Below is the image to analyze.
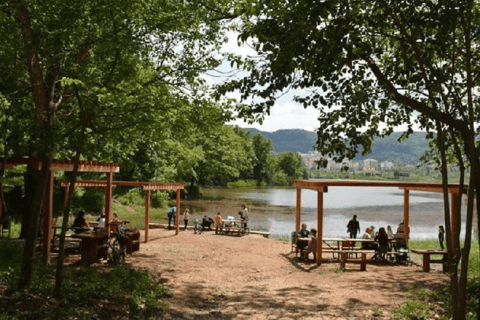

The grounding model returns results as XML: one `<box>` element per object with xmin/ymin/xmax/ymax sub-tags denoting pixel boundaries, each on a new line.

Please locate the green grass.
<box><xmin>0</xmin><ymin>241</ymin><xmax>171</xmax><ymax>319</ymax></box>
<box><xmin>409</xmin><ymin>239</ymin><xmax>479</xmax><ymax>277</ymax></box>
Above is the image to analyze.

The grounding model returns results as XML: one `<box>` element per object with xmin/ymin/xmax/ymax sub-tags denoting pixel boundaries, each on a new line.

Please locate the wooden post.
<box><xmin>450</xmin><ymin>192</ymin><xmax>457</xmax><ymax>251</ymax></box>
<box><xmin>105</xmin><ymin>172</ymin><xmax>113</xmax><ymax>235</ymax></box>
<box><xmin>144</xmin><ymin>190</ymin><xmax>151</xmax><ymax>243</ymax></box>
<box><xmin>43</xmin><ymin>170</ymin><xmax>54</xmax><ymax>264</ymax></box>
<box><xmin>175</xmin><ymin>189</ymin><xmax>180</xmax><ymax>235</ymax></box>
<box><xmin>403</xmin><ymin>189</ymin><xmax>410</xmax><ymax>244</ymax></box>
<box><xmin>295</xmin><ymin>188</ymin><xmax>301</xmax><ymax>232</ymax></box>
<box><xmin>316</xmin><ymin>189</ymin><xmax>324</xmax><ymax>266</ymax></box>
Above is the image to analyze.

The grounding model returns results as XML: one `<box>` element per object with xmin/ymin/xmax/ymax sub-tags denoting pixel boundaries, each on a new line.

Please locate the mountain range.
<box><xmin>243</xmin><ymin>128</ymin><xmax>430</xmax><ymax>164</ymax></box>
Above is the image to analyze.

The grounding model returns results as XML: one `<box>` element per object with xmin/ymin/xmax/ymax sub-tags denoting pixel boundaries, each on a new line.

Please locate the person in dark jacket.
<box><xmin>346</xmin><ymin>215</ymin><xmax>360</xmax><ymax>239</ymax></box>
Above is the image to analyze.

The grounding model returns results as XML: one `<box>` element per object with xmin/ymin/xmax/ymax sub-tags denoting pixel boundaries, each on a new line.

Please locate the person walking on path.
<box><xmin>438</xmin><ymin>225</ymin><xmax>445</xmax><ymax>250</ymax></box>
<box><xmin>346</xmin><ymin>215</ymin><xmax>360</xmax><ymax>239</ymax></box>
<box><xmin>167</xmin><ymin>205</ymin><xmax>176</xmax><ymax>230</ymax></box>
<box><xmin>183</xmin><ymin>209</ymin><xmax>190</xmax><ymax>230</ymax></box>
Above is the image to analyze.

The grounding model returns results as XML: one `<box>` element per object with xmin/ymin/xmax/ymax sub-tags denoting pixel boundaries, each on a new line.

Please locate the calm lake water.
<box><xmin>233</xmin><ymin>187</ymin><xmax>467</xmax><ymax>240</ymax></box>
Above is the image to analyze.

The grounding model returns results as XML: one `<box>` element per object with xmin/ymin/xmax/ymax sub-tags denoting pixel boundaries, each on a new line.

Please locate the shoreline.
<box><xmin>185</xmin><ymin>189</ymin><xmax>469</xmax><ymax>240</ymax></box>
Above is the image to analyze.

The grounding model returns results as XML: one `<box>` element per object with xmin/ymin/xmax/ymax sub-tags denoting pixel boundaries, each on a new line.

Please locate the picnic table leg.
<box><xmin>423</xmin><ymin>253</ymin><xmax>430</xmax><ymax>272</ymax></box>
<box><xmin>340</xmin><ymin>252</ymin><xmax>346</xmax><ymax>268</ymax></box>
<box><xmin>360</xmin><ymin>253</ymin><xmax>366</xmax><ymax>271</ymax></box>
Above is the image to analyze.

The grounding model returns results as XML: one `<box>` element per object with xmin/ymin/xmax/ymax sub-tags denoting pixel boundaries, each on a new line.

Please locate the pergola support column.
<box><xmin>295</xmin><ymin>188</ymin><xmax>301</xmax><ymax>232</ymax></box>
<box><xmin>43</xmin><ymin>170</ymin><xmax>54</xmax><ymax>264</ymax></box>
<box><xmin>105</xmin><ymin>172</ymin><xmax>113</xmax><ymax>235</ymax></box>
<box><xmin>403</xmin><ymin>189</ymin><xmax>410</xmax><ymax>243</ymax></box>
<box><xmin>145</xmin><ymin>190</ymin><xmax>151</xmax><ymax>242</ymax></box>
<box><xmin>175</xmin><ymin>189</ymin><xmax>180</xmax><ymax>235</ymax></box>
<box><xmin>316</xmin><ymin>190</ymin><xmax>324</xmax><ymax>266</ymax></box>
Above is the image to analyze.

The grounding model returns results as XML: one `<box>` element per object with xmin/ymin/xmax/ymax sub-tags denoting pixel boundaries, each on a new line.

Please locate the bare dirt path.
<box><xmin>128</xmin><ymin>228</ymin><xmax>448</xmax><ymax>320</ymax></box>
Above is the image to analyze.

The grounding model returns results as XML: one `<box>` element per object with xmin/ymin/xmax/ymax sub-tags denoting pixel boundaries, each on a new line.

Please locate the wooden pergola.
<box><xmin>291</xmin><ymin>179</ymin><xmax>468</xmax><ymax>266</ymax></box>
<box><xmin>60</xmin><ymin>180</ymin><xmax>185</xmax><ymax>243</ymax></box>
<box><xmin>0</xmin><ymin>158</ymin><xmax>120</xmax><ymax>263</ymax></box>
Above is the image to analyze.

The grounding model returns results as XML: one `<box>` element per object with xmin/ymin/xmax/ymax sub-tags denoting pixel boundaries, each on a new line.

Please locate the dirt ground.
<box><xmin>127</xmin><ymin>228</ymin><xmax>449</xmax><ymax>320</ymax></box>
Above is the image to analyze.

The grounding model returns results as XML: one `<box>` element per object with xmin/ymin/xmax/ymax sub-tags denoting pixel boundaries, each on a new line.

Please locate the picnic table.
<box><xmin>411</xmin><ymin>249</ymin><xmax>448</xmax><ymax>272</ymax></box>
<box><xmin>70</xmin><ymin>228</ymin><xmax>109</xmax><ymax>264</ymax></box>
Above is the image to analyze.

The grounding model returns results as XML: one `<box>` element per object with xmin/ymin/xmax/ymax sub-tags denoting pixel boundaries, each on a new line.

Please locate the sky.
<box><xmin>214</xmin><ymin>31</ymin><xmax>415</xmax><ymax>134</ymax></box>
<box><xmin>208</xmin><ymin>31</ymin><xmax>321</xmax><ymax>133</ymax></box>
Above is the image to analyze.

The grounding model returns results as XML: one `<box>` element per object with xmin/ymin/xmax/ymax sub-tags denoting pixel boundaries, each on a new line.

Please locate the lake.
<box><xmin>229</xmin><ymin>186</ymin><xmax>467</xmax><ymax>240</ymax></box>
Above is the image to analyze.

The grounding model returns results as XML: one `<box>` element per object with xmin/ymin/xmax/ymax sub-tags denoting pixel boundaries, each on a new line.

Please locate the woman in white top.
<box><xmin>183</xmin><ymin>209</ymin><xmax>190</xmax><ymax>230</ymax></box>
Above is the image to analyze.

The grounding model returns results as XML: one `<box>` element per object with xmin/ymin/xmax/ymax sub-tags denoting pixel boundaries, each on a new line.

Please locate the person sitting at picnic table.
<box><xmin>303</xmin><ymin>228</ymin><xmax>318</xmax><ymax>260</ymax></box>
<box><xmin>369</xmin><ymin>226</ymin><xmax>376</xmax><ymax>238</ymax></box>
<box><xmin>394</xmin><ymin>221</ymin><xmax>408</xmax><ymax>251</ymax></box>
<box><xmin>214</xmin><ymin>212</ymin><xmax>224</xmax><ymax>234</ymax></box>
<box><xmin>97</xmin><ymin>213</ymin><xmax>106</xmax><ymax>228</ymax></box>
<box><xmin>387</xmin><ymin>225</ymin><xmax>394</xmax><ymax>238</ymax></box>
<box><xmin>361</xmin><ymin>227</ymin><xmax>377</xmax><ymax>250</ymax></box>
<box><xmin>72</xmin><ymin>211</ymin><xmax>90</xmax><ymax>234</ymax></box>
<box><xmin>375</xmin><ymin>227</ymin><xmax>390</xmax><ymax>253</ymax></box>
<box><xmin>296</xmin><ymin>223</ymin><xmax>310</xmax><ymax>251</ymax></box>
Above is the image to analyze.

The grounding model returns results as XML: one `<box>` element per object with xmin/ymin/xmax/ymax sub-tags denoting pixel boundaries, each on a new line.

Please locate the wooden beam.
<box><xmin>60</xmin><ymin>180</ymin><xmax>184</xmax><ymax>190</ymax></box>
<box><xmin>145</xmin><ymin>190</ymin><xmax>151</xmax><ymax>243</ymax></box>
<box><xmin>295</xmin><ymin>188</ymin><xmax>301</xmax><ymax>232</ymax></box>
<box><xmin>292</xmin><ymin>179</ymin><xmax>468</xmax><ymax>193</ymax></box>
<box><xmin>317</xmin><ymin>190</ymin><xmax>324</xmax><ymax>266</ymax></box>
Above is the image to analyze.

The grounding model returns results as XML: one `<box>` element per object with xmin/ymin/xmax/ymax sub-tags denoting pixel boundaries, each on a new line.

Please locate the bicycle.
<box><xmin>109</xmin><ymin>226</ymin><xmax>130</xmax><ymax>265</ymax></box>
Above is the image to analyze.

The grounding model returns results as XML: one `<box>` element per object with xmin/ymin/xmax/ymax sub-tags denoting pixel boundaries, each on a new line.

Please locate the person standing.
<box><xmin>183</xmin><ymin>209</ymin><xmax>190</xmax><ymax>230</ymax></box>
<box><xmin>167</xmin><ymin>205</ymin><xmax>176</xmax><ymax>230</ymax></box>
<box><xmin>240</xmin><ymin>204</ymin><xmax>249</xmax><ymax>229</ymax></box>
<box><xmin>438</xmin><ymin>225</ymin><xmax>445</xmax><ymax>250</ymax></box>
<box><xmin>214</xmin><ymin>212</ymin><xmax>224</xmax><ymax>235</ymax></box>
<box><xmin>346</xmin><ymin>215</ymin><xmax>360</xmax><ymax>239</ymax></box>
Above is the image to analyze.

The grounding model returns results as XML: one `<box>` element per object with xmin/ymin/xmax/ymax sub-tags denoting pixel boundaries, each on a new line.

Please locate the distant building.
<box><xmin>363</xmin><ymin>159</ymin><xmax>378</xmax><ymax>173</ymax></box>
<box><xmin>380</xmin><ymin>161</ymin><xmax>394</xmax><ymax>170</ymax></box>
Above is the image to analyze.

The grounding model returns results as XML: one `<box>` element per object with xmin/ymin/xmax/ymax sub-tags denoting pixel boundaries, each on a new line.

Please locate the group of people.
<box><xmin>167</xmin><ymin>204</ymin><xmax>250</xmax><ymax>233</ymax></box>
<box><xmin>72</xmin><ymin>210</ymin><xmax>121</xmax><ymax>234</ymax></box>
<box><xmin>346</xmin><ymin>215</ymin><xmax>409</xmax><ymax>252</ymax></box>
<box><xmin>295</xmin><ymin>223</ymin><xmax>318</xmax><ymax>260</ymax></box>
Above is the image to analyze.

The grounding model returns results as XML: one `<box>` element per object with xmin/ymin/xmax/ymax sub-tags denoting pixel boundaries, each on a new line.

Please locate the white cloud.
<box><xmin>228</xmin><ymin>101</ymin><xmax>320</xmax><ymax>132</ymax></box>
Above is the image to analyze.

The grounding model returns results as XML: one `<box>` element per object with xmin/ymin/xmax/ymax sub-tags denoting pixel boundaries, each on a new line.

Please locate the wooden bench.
<box><xmin>411</xmin><ymin>249</ymin><xmax>448</xmax><ymax>272</ymax></box>
<box><xmin>340</xmin><ymin>252</ymin><xmax>367</xmax><ymax>271</ymax></box>
<box><xmin>124</xmin><ymin>228</ymin><xmax>140</xmax><ymax>254</ymax></box>
<box><xmin>221</xmin><ymin>226</ymin><xmax>245</xmax><ymax>237</ymax></box>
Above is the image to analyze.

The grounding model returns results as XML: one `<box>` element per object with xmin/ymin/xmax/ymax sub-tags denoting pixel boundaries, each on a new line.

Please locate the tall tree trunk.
<box><xmin>17</xmin><ymin>156</ymin><xmax>52</xmax><ymax>289</ymax></box>
<box><xmin>54</xmin><ymin>85</ymin><xmax>88</xmax><ymax>295</ymax></box>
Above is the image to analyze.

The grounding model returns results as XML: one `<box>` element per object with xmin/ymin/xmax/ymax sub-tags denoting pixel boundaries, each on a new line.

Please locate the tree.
<box><xmin>276</xmin><ymin>151</ymin><xmax>306</xmax><ymax>181</ymax></box>
<box><xmin>252</xmin><ymin>133</ymin><xmax>275</xmax><ymax>185</ymax></box>
<box><xmin>1</xmin><ymin>0</ymin><xmax>235</xmax><ymax>289</ymax></box>
<box><xmin>225</xmin><ymin>1</ymin><xmax>480</xmax><ymax>318</ymax></box>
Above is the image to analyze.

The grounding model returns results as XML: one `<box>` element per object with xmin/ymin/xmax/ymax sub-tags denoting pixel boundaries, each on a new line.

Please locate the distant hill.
<box><xmin>243</xmin><ymin>128</ymin><xmax>430</xmax><ymax>163</ymax></box>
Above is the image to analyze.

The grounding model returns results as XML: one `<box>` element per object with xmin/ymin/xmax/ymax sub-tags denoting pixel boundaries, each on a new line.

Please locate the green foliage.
<box><xmin>227</xmin><ymin>179</ymin><xmax>257</xmax><ymax>188</ymax></box>
<box><xmin>0</xmin><ymin>250</ymin><xmax>171</xmax><ymax>319</ymax></box>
